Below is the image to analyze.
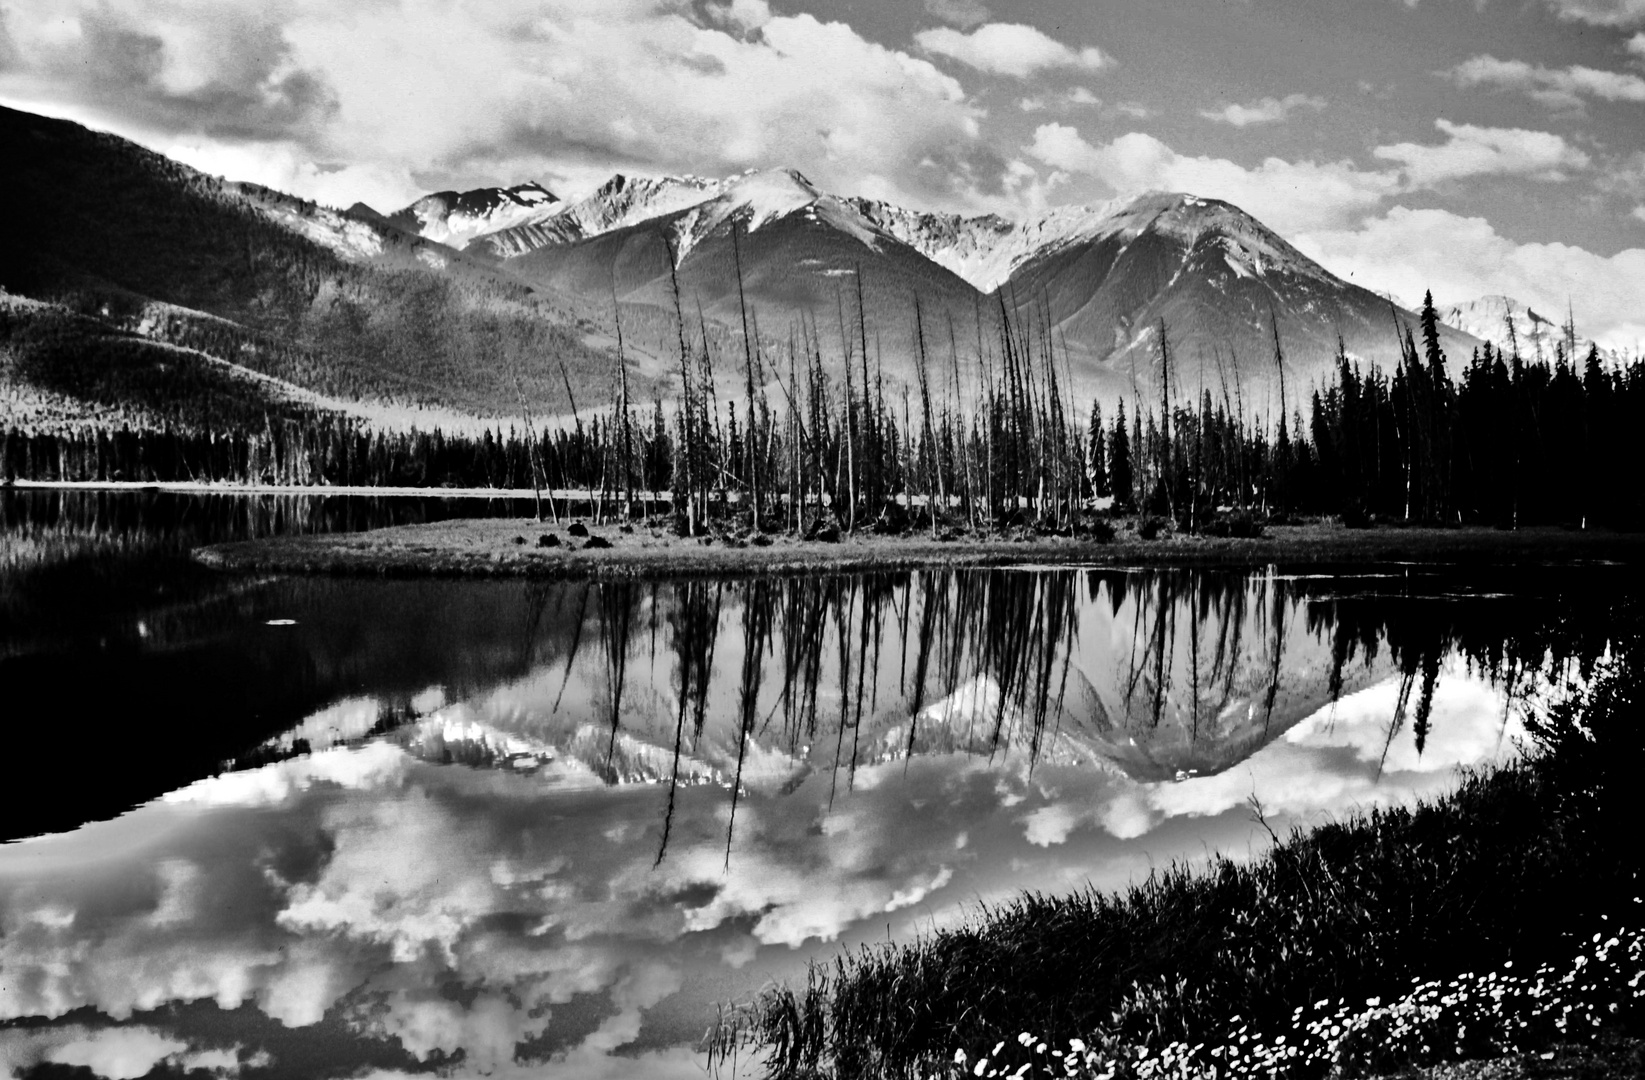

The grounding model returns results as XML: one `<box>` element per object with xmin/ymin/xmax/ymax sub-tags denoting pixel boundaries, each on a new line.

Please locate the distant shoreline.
<box><xmin>1</xmin><ymin>478</ymin><xmax>658</xmax><ymax>500</ymax></box>
<box><xmin>193</xmin><ymin>518</ymin><xmax>1645</xmax><ymax>580</ymax></box>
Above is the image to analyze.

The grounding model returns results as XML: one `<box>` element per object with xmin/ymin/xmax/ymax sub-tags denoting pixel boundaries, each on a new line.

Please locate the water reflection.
<box><xmin>0</xmin><ymin>491</ymin><xmax>1633</xmax><ymax>1079</ymax></box>
<box><xmin>222</xmin><ymin>565</ymin><xmax>1592</xmax><ymax>862</ymax></box>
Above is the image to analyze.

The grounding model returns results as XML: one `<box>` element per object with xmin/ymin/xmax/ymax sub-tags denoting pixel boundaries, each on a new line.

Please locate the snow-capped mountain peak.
<box><xmin>1441</xmin><ymin>295</ymin><xmax>1626</xmax><ymax>366</ymax></box>
<box><xmin>848</xmin><ymin>190</ymin><xmax>1334</xmax><ymax>294</ymax></box>
<box><xmin>390</xmin><ymin>181</ymin><xmax>563</xmax><ymax>250</ymax></box>
<box><xmin>667</xmin><ymin>166</ymin><xmax>886</xmax><ymax>263</ymax></box>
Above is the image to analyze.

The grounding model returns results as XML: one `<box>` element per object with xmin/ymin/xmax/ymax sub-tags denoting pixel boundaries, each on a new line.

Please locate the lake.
<box><xmin>0</xmin><ymin>489</ymin><xmax>1631</xmax><ymax>1080</ymax></box>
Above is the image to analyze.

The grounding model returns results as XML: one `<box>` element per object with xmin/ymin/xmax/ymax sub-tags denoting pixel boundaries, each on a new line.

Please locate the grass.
<box><xmin>706</xmin><ymin>610</ymin><xmax>1645</xmax><ymax>1079</ymax></box>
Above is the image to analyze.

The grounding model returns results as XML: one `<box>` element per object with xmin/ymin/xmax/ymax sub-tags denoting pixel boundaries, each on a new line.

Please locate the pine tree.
<box><xmin>1110</xmin><ymin>400</ymin><xmax>1133</xmax><ymax>510</ymax></box>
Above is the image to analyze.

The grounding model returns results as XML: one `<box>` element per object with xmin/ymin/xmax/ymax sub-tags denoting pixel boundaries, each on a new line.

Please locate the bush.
<box><xmin>1136</xmin><ymin>516</ymin><xmax>1167</xmax><ymax>541</ymax></box>
<box><xmin>1201</xmin><ymin>511</ymin><xmax>1265</xmax><ymax>539</ymax></box>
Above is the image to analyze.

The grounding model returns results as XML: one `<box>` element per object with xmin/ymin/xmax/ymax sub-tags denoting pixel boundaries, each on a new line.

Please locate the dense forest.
<box><xmin>5</xmin><ymin>273</ymin><xmax>1641</xmax><ymax>530</ymax></box>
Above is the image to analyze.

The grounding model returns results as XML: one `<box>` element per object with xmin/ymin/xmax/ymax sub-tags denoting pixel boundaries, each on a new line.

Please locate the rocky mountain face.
<box><xmin>385</xmin><ymin>181</ymin><xmax>561</xmax><ymax>250</ymax></box>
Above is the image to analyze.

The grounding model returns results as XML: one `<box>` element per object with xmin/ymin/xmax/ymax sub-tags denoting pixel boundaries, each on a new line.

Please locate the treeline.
<box><xmin>0</xmin><ymin>413</ymin><xmax>669</xmax><ymax>493</ymax></box>
<box><xmin>8</xmin><ymin>228</ymin><xmax>1641</xmax><ymax>531</ymax></box>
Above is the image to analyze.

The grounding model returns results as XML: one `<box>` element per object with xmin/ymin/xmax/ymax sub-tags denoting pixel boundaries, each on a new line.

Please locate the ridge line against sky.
<box><xmin>0</xmin><ymin>0</ymin><xmax>1641</xmax><ymax>348</ymax></box>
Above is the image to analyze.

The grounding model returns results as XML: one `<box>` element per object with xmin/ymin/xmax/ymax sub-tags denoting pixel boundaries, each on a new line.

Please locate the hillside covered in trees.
<box><xmin>0</xmin><ymin>104</ymin><xmax>652</xmax><ymax>420</ymax></box>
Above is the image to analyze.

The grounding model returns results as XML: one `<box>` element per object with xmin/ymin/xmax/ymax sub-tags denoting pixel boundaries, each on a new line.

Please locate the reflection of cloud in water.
<box><xmin>162</xmin><ymin>742</ymin><xmax>409</xmax><ymax>808</ymax></box>
<box><xmin>3</xmin><ymin>563</ymin><xmax>1592</xmax><ymax>1079</ymax></box>
<box><xmin>1020</xmin><ymin>659</ymin><xmax>1522</xmax><ymax>851</ymax></box>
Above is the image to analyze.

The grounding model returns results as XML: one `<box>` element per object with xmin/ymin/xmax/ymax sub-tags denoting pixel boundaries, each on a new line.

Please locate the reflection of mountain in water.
<box><xmin>239</xmin><ymin>567</ymin><xmax>1596</xmax><ymax>808</ymax></box>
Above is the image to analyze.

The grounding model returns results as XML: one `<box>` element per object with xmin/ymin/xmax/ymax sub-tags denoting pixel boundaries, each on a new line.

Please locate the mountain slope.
<box><xmin>997</xmin><ymin>193</ymin><xmax>1481</xmax><ymax>404</ymax></box>
<box><xmin>505</xmin><ymin>168</ymin><xmax>987</xmax><ymax>379</ymax></box>
<box><xmin>0</xmin><ymin>104</ymin><xmax>641</xmax><ymax>422</ymax></box>
<box><xmin>471</xmin><ymin>173</ymin><xmax>730</xmax><ymax>259</ymax></box>
<box><xmin>384</xmin><ymin>181</ymin><xmax>561</xmax><ymax>250</ymax></box>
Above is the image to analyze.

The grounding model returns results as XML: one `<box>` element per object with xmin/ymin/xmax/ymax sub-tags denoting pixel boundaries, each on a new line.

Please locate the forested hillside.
<box><xmin>0</xmin><ymin>105</ymin><xmax>647</xmax><ymax>419</ymax></box>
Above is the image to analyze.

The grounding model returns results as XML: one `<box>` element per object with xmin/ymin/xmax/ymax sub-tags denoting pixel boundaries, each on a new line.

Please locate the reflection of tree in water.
<box><xmin>249</xmin><ymin>565</ymin><xmax>1623</xmax><ymax>866</ymax></box>
<box><xmin>615</xmin><ymin>568</ymin><xmax>1623</xmax><ymax>863</ymax></box>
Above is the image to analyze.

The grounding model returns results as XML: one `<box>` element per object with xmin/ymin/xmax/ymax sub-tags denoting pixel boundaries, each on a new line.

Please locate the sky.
<box><xmin>1</xmin><ymin>0</ymin><xmax>1642</xmax><ymax>346</ymax></box>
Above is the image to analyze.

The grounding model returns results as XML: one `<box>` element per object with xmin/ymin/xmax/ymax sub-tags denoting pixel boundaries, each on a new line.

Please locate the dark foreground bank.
<box><xmin>707</xmin><ymin>613</ymin><xmax>1645</xmax><ymax>1080</ymax></box>
<box><xmin>194</xmin><ymin>519</ymin><xmax>1645</xmax><ymax>579</ymax></box>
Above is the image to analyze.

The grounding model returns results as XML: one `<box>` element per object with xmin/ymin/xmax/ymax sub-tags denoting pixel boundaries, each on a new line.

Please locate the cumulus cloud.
<box><xmin>1026</xmin><ymin>123</ymin><xmax>1398</xmax><ymax>234</ymax></box>
<box><xmin>0</xmin><ymin>0</ymin><xmax>992</xmax><ymax>212</ymax></box>
<box><xmin>1540</xmin><ymin>0</ymin><xmax>1645</xmax><ymax>25</ymax></box>
<box><xmin>1448</xmin><ymin>54</ymin><xmax>1645</xmax><ymax>110</ymax></box>
<box><xmin>0</xmin><ymin>1025</ymin><xmax>198</xmax><ymax>1080</ymax></box>
<box><xmin>1630</xmin><ymin>31</ymin><xmax>1645</xmax><ymax>57</ymax></box>
<box><xmin>1295</xmin><ymin>206</ymin><xmax>1645</xmax><ymax>349</ymax></box>
<box><xmin>1633</xmin><ymin>204</ymin><xmax>1645</xmax><ymax>221</ymax></box>
<box><xmin>1199</xmin><ymin>93</ymin><xmax>1327</xmax><ymax>127</ymax></box>
<box><xmin>1373</xmin><ymin>119</ymin><xmax>1591</xmax><ymax>186</ymax></box>
<box><xmin>914</xmin><ymin>22</ymin><xmax>1110</xmax><ymax>78</ymax></box>
<box><xmin>923</xmin><ymin>0</ymin><xmax>992</xmax><ymax>29</ymax></box>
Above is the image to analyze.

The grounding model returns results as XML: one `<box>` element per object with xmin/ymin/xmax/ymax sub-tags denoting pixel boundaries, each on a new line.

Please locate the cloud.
<box><xmin>0</xmin><ymin>3</ymin><xmax>336</xmax><ymax>142</ymax></box>
<box><xmin>1026</xmin><ymin>123</ymin><xmax>1398</xmax><ymax>234</ymax></box>
<box><xmin>1018</xmin><ymin>86</ymin><xmax>1101</xmax><ymax>112</ymax></box>
<box><xmin>0</xmin><ymin>1</ymin><xmax>992</xmax><ymax>213</ymax></box>
<box><xmin>1199</xmin><ymin>93</ymin><xmax>1326</xmax><ymax>127</ymax></box>
<box><xmin>1295</xmin><ymin>206</ymin><xmax>1645</xmax><ymax>350</ymax></box>
<box><xmin>1630</xmin><ymin>31</ymin><xmax>1645</xmax><ymax>57</ymax></box>
<box><xmin>1540</xmin><ymin>0</ymin><xmax>1645</xmax><ymax>25</ymax></box>
<box><xmin>923</xmin><ymin>0</ymin><xmax>991</xmax><ymax>29</ymax></box>
<box><xmin>1023</xmin><ymin>803</ymin><xmax>1080</xmax><ymax>846</ymax></box>
<box><xmin>1448</xmin><ymin>54</ymin><xmax>1645</xmax><ymax>110</ymax></box>
<box><xmin>0</xmin><ymin>1025</ymin><xmax>212</xmax><ymax>1080</ymax></box>
<box><xmin>914</xmin><ymin>22</ymin><xmax>1111</xmax><ymax>78</ymax></box>
<box><xmin>1633</xmin><ymin>204</ymin><xmax>1645</xmax><ymax>221</ymax></box>
<box><xmin>1373</xmin><ymin>119</ymin><xmax>1590</xmax><ymax>185</ymax></box>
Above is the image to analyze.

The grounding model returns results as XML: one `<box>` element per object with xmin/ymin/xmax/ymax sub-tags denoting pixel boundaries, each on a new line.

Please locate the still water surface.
<box><xmin>0</xmin><ymin>490</ymin><xmax>1629</xmax><ymax>1079</ymax></box>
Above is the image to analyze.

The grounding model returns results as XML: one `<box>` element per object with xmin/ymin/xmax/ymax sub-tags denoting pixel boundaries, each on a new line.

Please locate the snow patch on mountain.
<box><xmin>469</xmin><ymin>173</ymin><xmax>727</xmax><ymax>257</ymax></box>
<box><xmin>667</xmin><ymin>168</ymin><xmax>885</xmax><ymax>263</ymax></box>
<box><xmin>394</xmin><ymin>182</ymin><xmax>561</xmax><ymax>250</ymax></box>
<box><xmin>851</xmin><ymin>191</ymin><xmax>1331</xmax><ymax>294</ymax></box>
<box><xmin>248</xmin><ymin>196</ymin><xmax>386</xmax><ymax>261</ymax></box>
<box><xmin>1441</xmin><ymin>296</ymin><xmax>1566</xmax><ymax>359</ymax></box>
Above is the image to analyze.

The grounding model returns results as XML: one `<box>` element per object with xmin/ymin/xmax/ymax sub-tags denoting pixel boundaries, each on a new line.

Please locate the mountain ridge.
<box><xmin>402</xmin><ymin>168</ymin><xmax>1484</xmax><ymax>404</ymax></box>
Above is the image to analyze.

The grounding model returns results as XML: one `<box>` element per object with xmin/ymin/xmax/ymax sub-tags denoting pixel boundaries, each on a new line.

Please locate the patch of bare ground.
<box><xmin>193</xmin><ymin>518</ymin><xmax>1645</xmax><ymax>579</ymax></box>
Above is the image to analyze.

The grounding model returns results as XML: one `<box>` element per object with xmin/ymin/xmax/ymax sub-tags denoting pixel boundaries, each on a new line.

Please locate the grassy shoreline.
<box><xmin>193</xmin><ymin>519</ymin><xmax>1645</xmax><ymax>579</ymax></box>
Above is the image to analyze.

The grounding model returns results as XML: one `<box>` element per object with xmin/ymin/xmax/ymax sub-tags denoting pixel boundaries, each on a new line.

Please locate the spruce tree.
<box><xmin>1110</xmin><ymin>400</ymin><xmax>1133</xmax><ymax>510</ymax></box>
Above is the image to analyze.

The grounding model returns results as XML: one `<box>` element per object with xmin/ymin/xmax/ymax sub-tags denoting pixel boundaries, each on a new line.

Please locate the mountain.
<box><xmin>384</xmin><ymin>181</ymin><xmax>561</xmax><ymax>251</ymax></box>
<box><xmin>1440</xmin><ymin>294</ymin><xmax>1627</xmax><ymax>367</ymax></box>
<box><xmin>504</xmin><ymin>168</ymin><xmax>987</xmax><ymax>382</ymax></box>
<box><xmin>994</xmin><ymin>192</ymin><xmax>1483</xmax><ymax>405</ymax></box>
<box><xmin>472</xmin><ymin>172</ymin><xmax>730</xmax><ymax>258</ymax></box>
<box><xmin>0</xmin><ymin>104</ymin><xmax>641</xmax><ymax>424</ymax></box>
<box><xmin>393</xmin><ymin>167</ymin><xmax>1478</xmax><ymax>408</ymax></box>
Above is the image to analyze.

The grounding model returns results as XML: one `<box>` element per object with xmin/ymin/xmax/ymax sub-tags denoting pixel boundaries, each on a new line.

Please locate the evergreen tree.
<box><xmin>1110</xmin><ymin>400</ymin><xmax>1133</xmax><ymax>509</ymax></box>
